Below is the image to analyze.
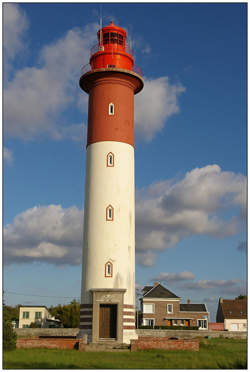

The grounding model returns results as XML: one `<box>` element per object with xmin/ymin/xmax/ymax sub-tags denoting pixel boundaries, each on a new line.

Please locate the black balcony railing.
<box><xmin>90</xmin><ymin>43</ymin><xmax>133</xmax><ymax>57</ymax></box>
<box><xmin>80</xmin><ymin>63</ymin><xmax>142</xmax><ymax>77</ymax></box>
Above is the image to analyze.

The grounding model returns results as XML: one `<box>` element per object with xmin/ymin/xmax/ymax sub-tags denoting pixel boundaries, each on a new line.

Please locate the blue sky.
<box><xmin>3</xmin><ymin>2</ymin><xmax>246</xmax><ymax>321</ymax></box>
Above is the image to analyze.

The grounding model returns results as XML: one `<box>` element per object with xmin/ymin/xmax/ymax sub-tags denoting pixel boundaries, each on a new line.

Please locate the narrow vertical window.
<box><xmin>106</xmin><ymin>205</ymin><xmax>114</xmax><ymax>221</ymax></box>
<box><xmin>107</xmin><ymin>152</ymin><xmax>114</xmax><ymax>167</ymax></box>
<box><xmin>105</xmin><ymin>261</ymin><xmax>113</xmax><ymax>277</ymax></box>
<box><xmin>109</xmin><ymin>103</ymin><xmax>114</xmax><ymax>115</ymax></box>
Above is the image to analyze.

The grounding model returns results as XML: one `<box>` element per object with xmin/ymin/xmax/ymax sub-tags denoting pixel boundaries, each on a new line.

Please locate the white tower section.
<box><xmin>81</xmin><ymin>141</ymin><xmax>135</xmax><ymax>306</ymax></box>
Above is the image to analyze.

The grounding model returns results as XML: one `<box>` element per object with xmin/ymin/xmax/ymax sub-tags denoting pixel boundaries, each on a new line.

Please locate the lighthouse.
<box><xmin>79</xmin><ymin>21</ymin><xmax>143</xmax><ymax>344</ymax></box>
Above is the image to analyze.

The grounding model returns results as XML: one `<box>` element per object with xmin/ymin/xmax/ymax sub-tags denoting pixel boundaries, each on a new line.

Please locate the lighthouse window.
<box><xmin>105</xmin><ymin>261</ymin><xmax>113</xmax><ymax>277</ymax></box>
<box><xmin>118</xmin><ymin>34</ymin><xmax>124</xmax><ymax>45</ymax></box>
<box><xmin>103</xmin><ymin>33</ymin><xmax>109</xmax><ymax>44</ymax></box>
<box><xmin>107</xmin><ymin>152</ymin><xmax>114</xmax><ymax>167</ymax></box>
<box><xmin>110</xmin><ymin>32</ymin><xmax>118</xmax><ymax>44</ymax></box>
<box><xmin>109</xmin><ymin>103</ymin><xmax>115</xmax><ymax>115</ymax></box>
<box><xmin>106</xmin><ymin>205</ymin><xmax>114</xmax><ymax>221</ymax></box>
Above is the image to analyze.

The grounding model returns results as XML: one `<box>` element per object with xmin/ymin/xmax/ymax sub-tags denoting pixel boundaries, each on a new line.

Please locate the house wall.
<box><xmin>18</xmin><ymin>307</ymin><xmax>49</xmax><ymax>328</ymax></box>
<box><xmin>131</xmin><ymin>337</ymin><xmax>199</xmax><ymax>351</ymax></box>
<box><xmin>224</xmin><ymin>319</ymin><xmax>247</xmax><ymax>332</ymax></box>
<box><xmin>142</xmin><ymin>299</ymin><xmax>180</xmax><ymax>325</ymax></box>
<box><xmin>208</xmin><ymin>322</ymin><xmax>224</xmax><ymax>331</ymax></box>
<box><xmin>16</xmin><ymin>337</ymin><xmax>85</xmax><ymax>350</ymax></box>
<box><xmin>142</xmin><ymin>299</ymin><xmax>209</xmax><ymax>328</ymax></box>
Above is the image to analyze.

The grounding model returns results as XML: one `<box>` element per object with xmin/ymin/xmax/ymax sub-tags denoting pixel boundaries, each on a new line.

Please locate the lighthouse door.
<box><xmin>99</xmin><ymin>304</ymin><xmax>117</xmax><ymax>339</ymax></box>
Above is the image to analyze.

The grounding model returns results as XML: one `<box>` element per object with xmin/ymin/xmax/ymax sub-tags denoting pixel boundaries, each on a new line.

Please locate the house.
<box><xmin>18</xmin><ymin>306</ymin><xmax>61</xmax><ymax>328</ymax></box>
<box><xmin>140</xmin><ymin>282</ymin><xmax>209</xmax><ymax>330</ymax></box>
<box><xmin>216</xmin><ymin>297</ymin><xmax>247</xmax><ymax>332</ymax></box>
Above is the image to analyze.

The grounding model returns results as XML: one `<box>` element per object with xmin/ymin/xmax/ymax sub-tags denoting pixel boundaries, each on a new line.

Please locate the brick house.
<box><xmin>140</xmin><ymin>282</ymin><xmax>209</xmax><ymax>330</ymax></box>
<box><xmin>216</xmin><ymin>297</ymin><xmax>247</xmax><ymax>332</ymax></box>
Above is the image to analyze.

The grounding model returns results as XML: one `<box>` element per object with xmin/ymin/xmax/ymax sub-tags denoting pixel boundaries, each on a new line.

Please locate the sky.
<box><xmin>3</xmin><ymin>2</ymin><xmax>247</xmax><ymax>321</ymax></box>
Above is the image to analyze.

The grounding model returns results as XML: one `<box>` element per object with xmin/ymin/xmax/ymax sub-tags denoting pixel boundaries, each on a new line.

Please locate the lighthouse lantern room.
<box><xmin>79</xmin><ymin>21</ymin><xmax>143</xmax><ymax>345</ymax></box>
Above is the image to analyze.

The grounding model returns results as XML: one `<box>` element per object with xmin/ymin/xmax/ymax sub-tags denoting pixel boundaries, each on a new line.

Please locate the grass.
<box><xmin>3</xmin><ymin>338</ymin><xmax>247</xmax><ymax>369</ymax></box>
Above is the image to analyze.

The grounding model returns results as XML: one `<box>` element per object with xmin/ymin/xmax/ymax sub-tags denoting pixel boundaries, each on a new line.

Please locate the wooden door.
<box><xmin>167</xmin><ymin>320</ymin><xmax>172</xmax><ymax>326</ymax></box>
<box><xmin>99</xmin><ymin>304</ymin><xmax>117</xmax><ymax>339</ymax></box>
<box><xmin>185</xmin><ymin>320</ymin><xmax>189</xmax><ymax>327</ymax></box>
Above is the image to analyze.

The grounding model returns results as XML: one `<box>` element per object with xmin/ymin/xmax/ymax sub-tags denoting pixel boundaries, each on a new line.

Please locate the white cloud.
<box><xmin>181</xmin><ymin>279</ymin><xmax>241</xmax><ymax>290</ymax></box>
<box><xmin>4</xmin><ymin>165</ymin><xmax>246</xmax><ymax>267</ymax></box>
<box><xmin>152</xmin><ymin>271</ymin><xmax>195</xmax><ymax>283</ymax></box>
<box><xmin>4</xmin><ymin>20</ymin><xmax>97</xmax><ymax>140</ymax></box>
<box><xmin>136</xmin><ymin>164</ymin><xmax>246</xmax><ymax>266</ymax></box>
<box><xmin>4</xmin><ymin>147</ymin><xmax>13</xmax><ymax>164</ymax></box>
<box><xmin>4</xmin><ymin>205</ymin><xmax>83</xmax><ymax>265</ymax></box>
<box><xmin>135</xmin><ymin>77</ymin><xmax>185</xmax><ymax>141</ymax></box>
<box><xmin>203</xmin><ymin>297</ymin><xmax>218</xmax><ymax>303</ymax></box>
<box><xmin>3</xmin><ymin>3</ymin><xmax>28</xmax><ymax>74</ymax></box>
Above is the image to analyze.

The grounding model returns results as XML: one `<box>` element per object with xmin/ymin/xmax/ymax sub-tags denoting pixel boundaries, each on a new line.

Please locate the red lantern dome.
<box><xmin>90</xmin><ymin>21</ymin><xmax>134</xmax><ymax>71</ymax></box>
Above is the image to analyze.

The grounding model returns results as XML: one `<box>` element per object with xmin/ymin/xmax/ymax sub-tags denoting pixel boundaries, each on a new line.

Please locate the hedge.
<box><xmin>138</xmin><ymin>325</ymin><xmax>199</xmax><ymax>330</ymax></box>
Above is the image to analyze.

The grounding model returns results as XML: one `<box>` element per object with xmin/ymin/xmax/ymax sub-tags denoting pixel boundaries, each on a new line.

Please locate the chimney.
<box><xmin>187</xmin><ymin>298</ymin><xmax>191</xmax><ymax>304</ymax></box>
<box><xmin>154</xmin><ymin>282</ymin><xmax>160</xmax><ymax>287</ymax></box>
<box><xmin>220</xmin><ymin>297</ymin><xmax>223</xmax><ymax>303</ymax></box>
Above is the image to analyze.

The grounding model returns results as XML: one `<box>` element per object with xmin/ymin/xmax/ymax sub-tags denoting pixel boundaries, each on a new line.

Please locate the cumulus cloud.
<box><xmin>136</xmin><ymin>164</ymin><xmax>246</xmax><ymax>266</ymax></box>
<box><xmin>152</xmin><ymin>271</ymin><xmax>195</xmax><ymax>284</ymax></box>
<box><xmin>135</xmin><ymin>77</ymin><xmax>185</xmax><ymax>141</ymax></box>
<box><xmin>181</xmin><ymin>279</ymin><xmax>241</xmax><ymax>290</ymax></box>
<box><xmin>4</xmin><ymin>17</ymin><xmax>97</xmax><ymax>140</ymax></box>
<box><xmin>4</xmin><ymin>205</ymin><xmax>83</xmax><ymax>265</ymax></box>
<box><xmin>3</xmin><ymin>3</ymin><xmax>28</xmax><ymax>75</ymax></box>
<box><xmin>4</xmin><ymin>147</ymin><xmax>13</xmax><ymax>164</ymax></box>
<box><xmin>4</xmin><ymin>164</ymin><xmax>246</xmax><ymax>266</ymax></box>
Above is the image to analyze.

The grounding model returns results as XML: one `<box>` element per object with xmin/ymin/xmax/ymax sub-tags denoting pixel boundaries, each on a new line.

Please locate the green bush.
<box><xmin>3</xmin><ymin>320</ymin><xmax>17</xmax><ymax>351</ymax></box>
<box><xmin>138</xmin><ymin>325</ymin><xmax>199</xmax><ymax>330</ymax></box>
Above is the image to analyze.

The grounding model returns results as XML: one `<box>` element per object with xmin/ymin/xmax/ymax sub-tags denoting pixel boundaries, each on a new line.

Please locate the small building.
<box><xmin>216</xmin><ymin>297</ymin><xmax>247</xmax><ymax>332</ymax></box>
<box><xmin>140</xmin><ymin>282</ymin><xmax>209</xmax><ymax>330</ymax></box>
<box><xmin>18</xmin><ymin>306</ymin><xmax>61</xmax><ymax>328</ymax></box>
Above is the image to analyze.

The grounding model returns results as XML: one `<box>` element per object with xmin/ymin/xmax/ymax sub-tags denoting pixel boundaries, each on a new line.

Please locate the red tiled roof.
<box><xmin>221</xmin><ymin>299</ymin><xmax>247</xmax><ymax>319</ymax></box>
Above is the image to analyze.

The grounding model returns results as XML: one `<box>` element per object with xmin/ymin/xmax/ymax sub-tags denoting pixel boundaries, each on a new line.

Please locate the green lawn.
<box><xmin>3</xmin><ymin>338</ymin><xmax>247</xmax><ymax>369</ymax></box>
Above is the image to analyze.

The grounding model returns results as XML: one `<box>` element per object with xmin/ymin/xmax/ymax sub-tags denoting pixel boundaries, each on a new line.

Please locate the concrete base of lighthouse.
<box><xmin>78</xmin><ymin>289</ymin><xmax>138</xmax><ymax>345</ymax></box>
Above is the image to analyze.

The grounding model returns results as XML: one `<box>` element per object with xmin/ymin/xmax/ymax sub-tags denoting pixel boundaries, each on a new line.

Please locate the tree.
<box><xmin>3</xmin><ymin>305</ymin><xmax>20</xmax><ymax>324</ymax></box>
<box><xmin>49</xmin><ymin>300</ymin><xmax>80</xmax><ymax>328</ymax></box>
<box><xmin>235</xmin><ymin>295</ymin><xmax>247</xmax><ymax>300</ymax></box>
<box><xmin>3</xmin><ymin>320</ymin><xmax>17</xmax><ymax>351</ymax></box>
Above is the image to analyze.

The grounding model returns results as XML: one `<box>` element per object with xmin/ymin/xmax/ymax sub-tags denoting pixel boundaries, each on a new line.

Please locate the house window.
<box><xmin>106</xmin><ymin>205</ymin><xmax>114</xmax><ymax>221</ymax></box>
<box><xmin>109</xmin><ymin>103</ymin><xmax>115</xmax><ymax>115</ymax></box>
<box><xmin>107</xmin><ymin>152</ymin><xmax>114</xmax><ymax>167</ymax></box>
<box><xmin>180</xmin><ymin>319</ymin><xmax>185</xmax><ymax>326</ymax></box>
<box><xmin>167</xmin><ymin>304</ymin><xmax>173</xmax><ymax>313</ymax></box>
<box><xmin>173</xmin><ymin>319</ymin><xmax>178</xmax><ymax>326</ymax></box>
<box><xmin>143</xmin><ymin>303</ymin><xmax>154</xmax><ymax>314</ymax></box>
<box><xmin>35</xmin><ymin>312</ymin><xmax>42</xmax><ymax>319</ymax></box>
<box><xmin>23</xmin><ymin>312</ymin><xmax>29</xmax><ymax>319</ymax></box>
<box><xmin>105</xmin><ymin>261</ymin><xmax>113</xmax><ymax>277</ymax></box>
<box><xmin>197</xmin><ymin>319</ymin><xmax>207</xmax><ymax>329</ymax></box>
<box><xmin>22</xmin><ymin>324</ymin><xmax>29</xmax><ymax>328</ymax></box>
<box><xmin>143</xmin><ymin>318</ymin><xmax>154</xmax><ymax>327</ymax></box>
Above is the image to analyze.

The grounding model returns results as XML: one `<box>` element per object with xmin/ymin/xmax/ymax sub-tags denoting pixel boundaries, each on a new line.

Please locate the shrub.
<box><xmin>138</xmin><ymin>325</ymin><xmax>199</xmax><ymax>330</ymax></box>
<box><xmin>3</xmin><ymin>320</ymin><xmax>17</xmax><ymax>351</ymax></box>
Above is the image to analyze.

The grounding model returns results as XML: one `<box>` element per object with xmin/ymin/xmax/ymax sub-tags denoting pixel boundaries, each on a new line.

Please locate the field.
<box><xmin>3</xmin><ymin>338</ymin><xmax>247</xmax><ymax>369</ymax></box>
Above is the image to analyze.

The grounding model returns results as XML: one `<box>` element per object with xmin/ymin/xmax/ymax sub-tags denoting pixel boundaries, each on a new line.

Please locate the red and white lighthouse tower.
<box><xmin>79</xmin><ymin>21</ymin><xmax>143</xmax><ymax>344</ymax></box>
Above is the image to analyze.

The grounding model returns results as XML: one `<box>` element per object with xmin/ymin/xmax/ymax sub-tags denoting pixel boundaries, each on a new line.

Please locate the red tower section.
<box><xmin>79</xmin><ymin>21</ymin><xmax>144</xmax><ymax>148</ymax></box>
